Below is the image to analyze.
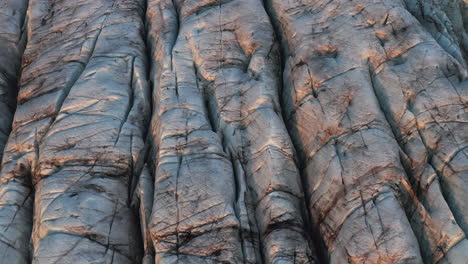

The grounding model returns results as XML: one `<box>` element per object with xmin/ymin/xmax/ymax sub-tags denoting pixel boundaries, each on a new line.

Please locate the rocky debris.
<box><xmin>0</xmin><ymin>0</ymin><xmax>467</xmax><ymax>263</ymax></box>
